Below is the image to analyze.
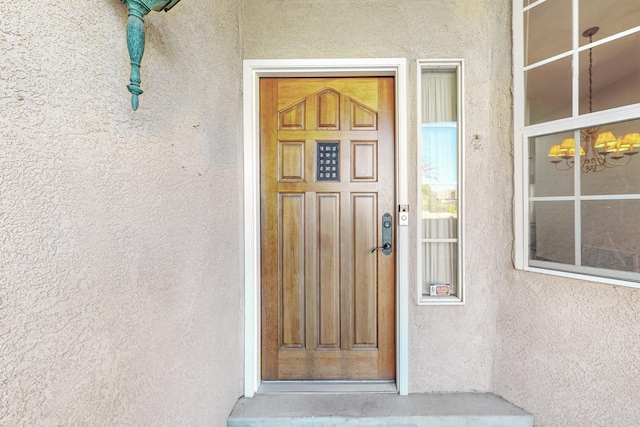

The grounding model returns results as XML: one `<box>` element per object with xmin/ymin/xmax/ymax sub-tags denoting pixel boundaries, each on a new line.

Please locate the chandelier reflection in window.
<box><xmin>548</xmin><ymin>27</ymin><xmax>640</xmax><ymax>172</ymax></box>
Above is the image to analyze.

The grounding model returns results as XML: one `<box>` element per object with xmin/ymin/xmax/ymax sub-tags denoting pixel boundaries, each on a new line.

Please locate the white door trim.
<box><xmin>243</xmin><ymin>58</ymin><xmax>409</xmax><ymax>397</ymax></box>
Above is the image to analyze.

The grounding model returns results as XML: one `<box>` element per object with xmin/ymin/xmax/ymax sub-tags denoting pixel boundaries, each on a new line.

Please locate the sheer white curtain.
<box><xmin>422</xmin><ymin>242</ymin><xmax>458</xmax><ymax>293</ymax></box>
<box><xmin>422</xmin><ymin>71</ymin><xmax>456</xmax><ymax>123</ymax></box>
<box><xmin>421</xmin><ymin>70</ymin><xmax>458</xmax><ymax>294</ymax></box>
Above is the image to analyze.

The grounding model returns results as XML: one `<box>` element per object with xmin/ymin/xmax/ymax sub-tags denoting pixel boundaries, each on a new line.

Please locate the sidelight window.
<box><xmin>417</xmin><ymin>60</ymin><xmax>465</xmax><ymax>304</ymax></box>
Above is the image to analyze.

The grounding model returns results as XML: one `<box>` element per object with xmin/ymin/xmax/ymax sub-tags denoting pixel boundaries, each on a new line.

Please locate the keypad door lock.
<box><xmin>371</xmin><ymin>213</ymin><xmax>393</xmax><ymax>256</ymax></box>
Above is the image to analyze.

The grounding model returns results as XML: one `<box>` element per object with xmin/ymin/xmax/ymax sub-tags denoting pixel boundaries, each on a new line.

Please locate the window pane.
<box><xmin>579</xmin><ymin>0</ymin><xmax>640</xmax><ymax>47</ymax></box>
<box><xmin>421</xmin><ymin>242</ymin><xmax>458</xmax><ymax>296</ymax></box>
<box><xmin>581</xmin><ymin>119</ymin><xmax>640</xmax><ymax>195</ymax></box>
<box><xmin>524</xmin><ymin>0</ymin><xmax>572</xmax><ymax>66</ymax></box>
<box><xmin>529</xmin><ymin>131</ymin><xmax>575</xmax><ymax>197</ymax></box>
<box><xmin>419</xmin><ymin>63</ymin><xmax>463</xmax><ymax>302</ymax></box>
<box><xmin>421</xmin><ymin>70</ymin><xmax>457</xmax><ymax>123</ymax></box>
<box><xmin>421</xmin><ymin>218</ymin><xmax>457</xmax><ymax>239</ymax></box>
<box><xmin>526</xmin><ymin>56</ymin><xmax>572</xmax><ymax>125</ymax></box>
<box><xmin>582</xmin><ymin>200</ymin><xmax>640</xmax><ymax>274</ymax></box>
<box><xmin>530</xmin><ymin>201</ymin><xmax>575</xmax><ymax>265</ymax></box>
<box><xmin>579</xmin><ymin>33</ymin><xmax>640</xmax><ymax>115</ymax></box>
<box><xmin>517</xmin><ymin>0</ymin><xmax>640</xmax><ymax>285</ymax></box>
<box><xmin>421</xmin><ymin>123</ymin><xmax>458</xmax><ymax>237</ymax></box>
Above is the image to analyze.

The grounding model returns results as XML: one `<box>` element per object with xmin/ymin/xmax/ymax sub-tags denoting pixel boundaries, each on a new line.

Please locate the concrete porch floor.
<box><xmin>227</xmin><ymin>392</ymin><xmax>534</xmax><ymax>427</ymax></box>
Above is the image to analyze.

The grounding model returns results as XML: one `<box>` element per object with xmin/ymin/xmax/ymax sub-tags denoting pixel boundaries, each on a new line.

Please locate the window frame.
<box><xmin>417</xmin><ymin>59</ymin><xmax>466</xmax><ymax>305</ymax></box>
<box><xmin>513</xmin><ymin>0</ymin><xmax>640</xmax><ymax>289</ymax></box>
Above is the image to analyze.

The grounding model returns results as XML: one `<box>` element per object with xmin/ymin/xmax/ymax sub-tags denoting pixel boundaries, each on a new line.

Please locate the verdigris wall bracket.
<box><xmin>121</xmin><ymin>0</ymin><xmax>181</xmax><ymax>110</ymax></box>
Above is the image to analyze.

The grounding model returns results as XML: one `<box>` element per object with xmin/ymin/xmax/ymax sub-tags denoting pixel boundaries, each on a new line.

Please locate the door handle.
<box><xmin>371</xmin><ymin>213</ymin><xmax>392</xmax><ymax>256</ymax></box>
<box><xmin>371</xmin><ymin>242</ymin><xmax>392</xmax><ymax>253</ymax></box>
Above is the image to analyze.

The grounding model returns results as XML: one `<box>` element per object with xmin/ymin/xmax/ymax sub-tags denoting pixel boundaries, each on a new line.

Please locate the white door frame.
<box><xmin>243</xmin><ymin>58</ymin><xmax>409</xmax><ymax>397</ymax></box>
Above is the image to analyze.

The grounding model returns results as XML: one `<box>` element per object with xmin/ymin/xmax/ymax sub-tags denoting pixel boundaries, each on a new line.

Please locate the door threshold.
<box><xmin>258</xmin><ymin>380</ymin><xmax>397</xmax><ymax>394</ymax></box>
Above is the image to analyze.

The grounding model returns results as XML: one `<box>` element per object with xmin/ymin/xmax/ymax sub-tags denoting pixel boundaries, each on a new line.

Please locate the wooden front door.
<box><xmin>260</xmin><ymin>77</ymin><xmax>395</xmax><ymax>381</ymax></box>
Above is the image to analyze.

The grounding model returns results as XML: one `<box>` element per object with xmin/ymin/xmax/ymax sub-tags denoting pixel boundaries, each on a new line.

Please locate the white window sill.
<box><xmin>523</xmin><ymin>263</ymin><xmax>640</xmax><ymax>290</ymax></box>
<box><xmin>418</xmin><ymin>295</ymin><xmax>465</xmax><ymax>306</ymax></box>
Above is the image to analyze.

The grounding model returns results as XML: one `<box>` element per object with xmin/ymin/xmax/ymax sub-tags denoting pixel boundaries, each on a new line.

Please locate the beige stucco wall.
<box><xmin>495</xmin><ymin>274</ymin><xmax>640</xmax><ymax>426</ymax></box>
<box><xmin>1</xmin><ymin>0</ymin><xmax>243</xmax><ymax>425</ymax></box>
<box><xmin>4</xmin><ymin>1</ymin><xmax>639</xmax><ymax>426</ymax></box>
<box><xmin>242</xmin><ymin>0</ymin><xmax>512</xmax><ymax>394</ymax></box>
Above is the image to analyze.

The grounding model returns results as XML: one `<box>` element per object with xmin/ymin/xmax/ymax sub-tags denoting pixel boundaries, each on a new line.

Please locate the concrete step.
<box><xmin>228</xmin><ymin>392</ymin><xmax>534</xmax><ymax>427</ymax></box>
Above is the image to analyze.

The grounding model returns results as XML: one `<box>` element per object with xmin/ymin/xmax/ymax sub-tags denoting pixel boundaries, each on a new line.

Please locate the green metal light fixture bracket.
<box><xmin>121</xmin><ymin>0</ymin><xmax>181</xmax><ymax>110</ymax></box>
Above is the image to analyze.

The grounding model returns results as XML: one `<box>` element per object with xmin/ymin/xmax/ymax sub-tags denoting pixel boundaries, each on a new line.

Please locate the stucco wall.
<box><xmin>494</xmin><ymin>273</ymin><xmax>640</xmax><ymax>426</ymax></box>
<box><xmin>1</xmin><ymin>0</ymin><xmax>243</xmax><ymax>425</ymax></box>
<box><xmin>5</xmin><ymin>1</ymin><xmax>639</xmax><ymax>426</ymax></box>
<box><xmin>241</xmin><ymin>0</ymin><xmax>513</xmax><ymax>393</ymax></box>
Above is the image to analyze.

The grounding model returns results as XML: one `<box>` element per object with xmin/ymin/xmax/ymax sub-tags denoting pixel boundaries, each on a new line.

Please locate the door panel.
<box><xmin>352</xmin><ymin>193</ymin><xmax>377</xmax><ymax>348</ymax></box>
<box><xmin>317</xmin><ymin>193</ymin><xmax>340</xmax><ymax>349</ymax></box>
<box><xmin>279</xmin><ymin>193</ymin><xmax>305</xmax><ymax>349</ymax></box>
<box><xmin>261</xmin><ymin>77</ymin><xmax>395</xmax><ymax>381</ymax></box>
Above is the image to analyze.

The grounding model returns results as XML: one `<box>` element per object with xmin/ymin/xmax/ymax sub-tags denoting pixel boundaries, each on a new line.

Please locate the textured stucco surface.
<box><xmin>241</xmin><ymin>0</ymin><xmax>513</xmax><ymax>394</ymax></box>
<box><xmin>494</xmin><ymin>273</ymin><xmax>640</xmax><ymax>426</ymax></box>
<box><xmin>4</xmin><ymin>1</ymin><xmax>640</xmax><ymax>426</ymax></box>
<box><xmin>1</xmin><ymin>0</ymin><xmax>243</xmax><ymax>425</ymax></box>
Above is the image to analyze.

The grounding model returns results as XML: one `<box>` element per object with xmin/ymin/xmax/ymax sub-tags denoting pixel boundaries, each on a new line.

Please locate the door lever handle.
<box><xmin>371</xmin><ymin>213</ymin><xmax>392</xmax><ymax>256</ymax></box>
<box><xmin>371</xmin><ymin>243</ymin><xmax>392</xmax><ymax>253</ymax></box>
